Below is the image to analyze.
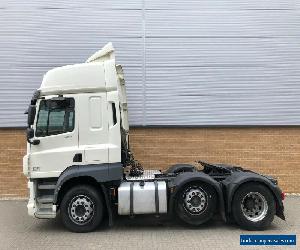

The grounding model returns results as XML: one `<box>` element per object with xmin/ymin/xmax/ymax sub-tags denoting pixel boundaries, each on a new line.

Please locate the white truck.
<box><xmin>23</xmin><ymin>43</ymin><xmax>285</xmax><ymax>232</ymax></box>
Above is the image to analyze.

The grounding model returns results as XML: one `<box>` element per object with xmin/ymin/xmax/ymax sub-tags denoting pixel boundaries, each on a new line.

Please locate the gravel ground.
<box><xmin>0</xmin><ymin>197</ymin><xmax>298</xmax><ymax>250</ymax></box>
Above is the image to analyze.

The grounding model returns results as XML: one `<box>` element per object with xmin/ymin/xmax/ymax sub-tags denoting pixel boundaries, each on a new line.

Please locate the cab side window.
<box><xmin>36</xmin><ymin>98</ymin><xmax>75</xmax><ymax>137</ymax></box>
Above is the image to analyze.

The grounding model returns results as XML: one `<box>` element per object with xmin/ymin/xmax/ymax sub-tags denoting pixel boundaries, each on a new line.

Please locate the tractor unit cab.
<box><xmin>23</xmin><ymin>43</ymin><xmax>285</xmax><ymax>233</ymax></box>
<box><xmin>24</xmin><ymin>42</ymin><xmax>129</xmax><ymax>178</ymax></box>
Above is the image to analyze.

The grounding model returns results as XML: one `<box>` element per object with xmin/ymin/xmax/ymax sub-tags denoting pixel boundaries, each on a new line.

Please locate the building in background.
<box><xmin>0</xmin><ymin>0</ymin><xmax>300</xmax><ymax>196</ymax></box>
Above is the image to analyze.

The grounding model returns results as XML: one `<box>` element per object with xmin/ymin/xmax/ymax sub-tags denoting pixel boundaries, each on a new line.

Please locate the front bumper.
<box><xmin>27</xmin><ymin>181</ymin><xmax>36</xmax><ymax>217</ymax></box>
<box><xmin>23</xmin><ymin>154</ymin><xmax>29</xmax><ymax>177</ymax></box>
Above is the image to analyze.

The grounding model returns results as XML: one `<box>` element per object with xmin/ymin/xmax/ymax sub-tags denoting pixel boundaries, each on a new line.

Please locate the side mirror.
<box><xmin>26</xmin><ymin>128</ymin><xmax>40</xmax><ymax>145</ymax></box>
<box><xmin>26</xmin><ymin>127</ymin><xmax>34</xmax><ymax>140</ymax></box>
<box><xmin>27</xmin><ymin>105</ymin><xmax>36</xmax><ymax>127</ymax></box>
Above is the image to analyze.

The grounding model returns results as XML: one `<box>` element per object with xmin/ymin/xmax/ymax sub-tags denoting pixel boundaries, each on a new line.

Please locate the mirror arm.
<box><xmin>27</xmin><ymin>138</ymin><xmax>40</xmax><ymax>145</ymax></box>
<box><xmin>32</xmin><ymin>139</ymin><xmax>40</xmax><ymax>145</ymax></box>
<box><xmin>27</xmin><ymin>138</ymin><xmax>41</xmax><ymax>145</ymax></box>
<box><xmin>26</xmin><ymin>127</ymin><xmax>40</xmax><ymax>145</ymax></box>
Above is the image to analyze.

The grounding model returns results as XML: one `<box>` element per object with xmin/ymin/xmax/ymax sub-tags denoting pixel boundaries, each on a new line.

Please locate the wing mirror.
<box><xmin>27</xmin><ymin>105</ymin><xmax>36</xmax><ymax>127</ymax></box>
<box><xmin>26</xmin><ymin>128</ymin><xmax>40</xmax><ymax>145</ymax></box>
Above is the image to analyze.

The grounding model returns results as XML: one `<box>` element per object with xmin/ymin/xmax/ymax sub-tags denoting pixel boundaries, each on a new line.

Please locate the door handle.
<box><xmin>64</xmin><ymin>135</ymin><xmax>72</xmax><ymax>139</ymax></box>
<box><xmin>73</xmin><ymin>153</ymin><xmax>82</xmax><ymax>162</ymax></box>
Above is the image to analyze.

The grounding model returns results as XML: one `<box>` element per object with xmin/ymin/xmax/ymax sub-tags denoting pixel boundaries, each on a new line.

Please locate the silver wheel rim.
<box><xmin>68</xmin><ymin>195</ymin><xmax>94</xmax><ymax>225</ymax></box>
<box><xmin>183</xmin><ymin>186</ymin><xmax>207</xmax><ymax>214</ymax></box>
<box><xmin>241</xmin><ymin>192</ymin><xmax>268</xmax><ymax>222</ymax></box>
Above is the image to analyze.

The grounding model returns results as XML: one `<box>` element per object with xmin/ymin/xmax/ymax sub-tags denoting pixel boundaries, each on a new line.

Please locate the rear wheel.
<box><xmin>175</xmin><ymin>182</ymin><xmax>217</xmax><ymax>226</ymax></box>
<box><xmin>232</xmin><ymin>183</ymin><xmax>275</xmax><ymax>230</ymax></box>
<box><xmin>60</xmin><ymin>185</ymin><xmax>104</xmax><ymax>233</ymax></box>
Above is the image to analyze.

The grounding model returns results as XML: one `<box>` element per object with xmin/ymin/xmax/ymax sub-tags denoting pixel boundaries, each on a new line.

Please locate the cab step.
<box><xmin>38</xmin><ymin>203</ymin><xmax>53</xmax><ymax>209</ymax></box>
<box><xmin>37</xmin><ymin>195</ymin><xmax>54</xmax><ymax>203</ymax></box>
<box><xmin>38</xmin><ymin>183</ymin><xmax>56</xmax><ymax>190</ymax></box>
<box><xmin>35</xmin><ymin>208</ymin><xmax>56</xmax><ymax>219</ymax></box>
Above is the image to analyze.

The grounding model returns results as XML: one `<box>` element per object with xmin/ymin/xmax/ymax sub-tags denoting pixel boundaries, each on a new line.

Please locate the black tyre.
<box><xmin>232</xmin><ymin>183</ymin><xmax>275</xmax><ymax>230</ymax></box>
<box><xmin>60</xmin><ymin>185</ymin><xmax>104</xmax><ymax>233</ymax></box>
<box><xmin>175</xmin><ymin>182</ymin><xmax>217</xmax><ymax>226</ymax></box>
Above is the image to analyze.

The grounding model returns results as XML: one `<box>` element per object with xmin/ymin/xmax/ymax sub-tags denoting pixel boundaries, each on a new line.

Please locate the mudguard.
<box><xmin>53</xmin><ymin>163</ymin><xmax>123</xmax><ymax>226</ymax></box>
<box><xmin>168</xmin><ymin>171</ymin><xmax>226</xmax><ymax>221</ymax></box>
<box><xmin>53</xmin><ymin>163</ymin><xmax>122</xmax><ymax>203</ymax></box>
<box><xmin>222</xmin><ymin>171</ymin><xmax>285</xmax><ymax>220</ymax></box>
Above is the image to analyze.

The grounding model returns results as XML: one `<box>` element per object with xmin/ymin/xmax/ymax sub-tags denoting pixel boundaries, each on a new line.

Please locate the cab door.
<box><xmin>77</xmin><ymin>93</ymin><xmax>109</xmax><ymax>165</ymax></box>
<box><xmin>29</xmin><ymin>95</ymin><xmax>79</xmax><ymax>178</ymax></box>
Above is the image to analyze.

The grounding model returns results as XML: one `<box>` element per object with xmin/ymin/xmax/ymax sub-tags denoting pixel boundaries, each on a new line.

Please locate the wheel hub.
<box><xmin>241</xmin><ymin>192</ymin><xmax>268</xmax><ymax>222</ymax></box>
<box><xmin>244</xmin><ymin>197</ymin><xmax>255</xmax><ymax>210</ymax></box>
<box><xmin>68</xmin><ymin>195</ymin><xmax>94</xmax><ymax>225</ymax></box>
<box><xmin>183</xmin><ymin>187</ymin><xmax>207</xmax><ymax>214</ymax></box>
<box><xmin>75</xmin><ymin>205</ymin><xmax>86</xmax><ymax>217</ymax></box>
<box><xmin>190</xmin><ymin>196</ymin><xmax>202</xmax><ymax>207</ymax></box>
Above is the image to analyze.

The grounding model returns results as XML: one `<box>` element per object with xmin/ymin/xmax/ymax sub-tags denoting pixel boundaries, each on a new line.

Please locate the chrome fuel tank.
<box><xmin>118</xmin><ymin>181</ymin><xmax>167</xmax><ymax>215</ymax></box>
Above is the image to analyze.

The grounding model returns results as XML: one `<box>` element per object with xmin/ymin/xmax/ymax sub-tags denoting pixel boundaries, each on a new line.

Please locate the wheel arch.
<box><xmin>55</xmin><ymin>175</ymin><xmax>102</xmax><ymax>207</ymax></box>
<box><xmin>53</xmin><ymin>164</ymin><xmax>122</xmax><ymax>226</ymax></box>
<box><xmin>169</xmin><ymin>172</ymin><xmax>226</xmax><ymax>221</ymax></box>
<box><xmin>224</xmin><ymin>174</ymin><xmax>284</xmax><ymax>220</ymax></box>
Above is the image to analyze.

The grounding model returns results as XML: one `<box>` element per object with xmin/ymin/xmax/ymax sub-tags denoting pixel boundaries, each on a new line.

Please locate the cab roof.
<box><xmin>38</xmin><ymin>42</ymin><xmax>129</xmax><ymax>132</ymax></box>
<box><xmin>39</xmin><ymin>43</ymin><xmax>117</xmax><ymax>96</ymax></box>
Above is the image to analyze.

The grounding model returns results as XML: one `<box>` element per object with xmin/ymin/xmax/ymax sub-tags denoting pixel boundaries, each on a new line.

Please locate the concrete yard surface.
<box><xmin>0</xmin><ymin>197</ymin><xmax>298</xmax><ymax>250</ymax></box>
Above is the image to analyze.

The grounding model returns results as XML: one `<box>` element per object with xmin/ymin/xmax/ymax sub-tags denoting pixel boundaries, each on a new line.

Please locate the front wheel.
<box><xmin>60</xmin><ymin>185</ymin><xmax>104</xmax><ymax>233</ymax></box>
<box><xmin>175</xmin><ymin>182</ymin><xmax>217</xmax><ymax>226</ymax></box>
<box><xmin>232</xmin><ymin>183</ymin><xmax>276</xmax><ymax>230</ymax></box>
